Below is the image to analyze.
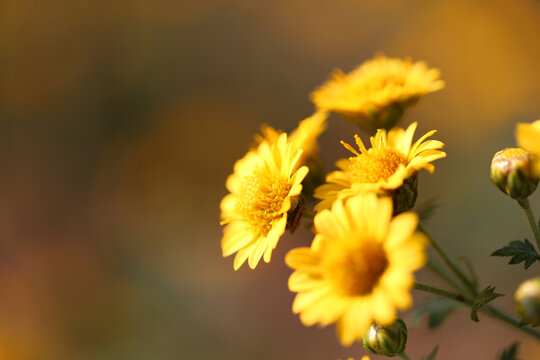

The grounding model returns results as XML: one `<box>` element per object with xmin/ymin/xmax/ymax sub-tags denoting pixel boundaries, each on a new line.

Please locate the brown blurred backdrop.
<box><xmin>2</xmin><ymin>0</ymin><xmax>540</xmax><ymax>359</ymax></box>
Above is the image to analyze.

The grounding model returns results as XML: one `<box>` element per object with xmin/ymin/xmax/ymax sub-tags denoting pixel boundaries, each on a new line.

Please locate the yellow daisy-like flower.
<box><xmin>311</xmin><ymin>54</ymin><xmax>444</xmax><ymax>132</ymax></box>
<box><xmin>516</xmin><ymin>119</ymin><xmax>540</xmax><ymax>176</ymax></box>
<box><xmin>286</xmin><ymin>194</ymin><xmax>426</xmax><ymax>346</ymax></box>
<box><xmin>314</xmin><ymin>122</ymin><xmax>445</xmax><ymax>211</ymax></box>
<box><xmin>221</xmin><ymin>133</ymin><xmax>308</xmax><ymax>270</ymax></box>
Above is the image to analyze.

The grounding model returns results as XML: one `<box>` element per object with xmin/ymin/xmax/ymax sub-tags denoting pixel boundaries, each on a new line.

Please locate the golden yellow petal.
<box><xmin>285</xmin><ymin>247</ymin><xmax>321</xmax><ymax>271</ymax></box>
<box><xmin>407</xmin><ymin>157</ymin><xmax>433</xmax><ymax>173</ymax></box>
<box><xmin>248</xmin><ymin>238</ymin><xmax>267</xmax><ymax>269</ymax></box>
<box><xmin>233</xmin><ymin>247</ymin><xmax>251</xmax><ymax>271</ymax></box>
<box><xmin>300</xmin><ymin>293</ymin><xmax>349</xmax><ymax>326</ymax></box>
<box><xmin>293</xmin><ymin>285</ymin><xmax>333</xmax><ymax>314</ymax></box>
<box><xmin>380</xmin><ymin>278</ymin><xmax>412</xmax><ymax>308</ymax></box>
<box><xmin>314</xmin><ymin>206</ymin><xmax>346</xmax><ymax>239</ymax></box>
<box><xmin>369</xmin><ymin>290</ymin><xmax>395</xmax><ymax>324</ymax></box>
<box><xmin>409</xmin><ymin>130</ymin><xmax>437</xmax><ymax>158</ymax></box>
<box><xmin>387</xmin><ymin>236</ymin><xmax>427</xmax><ymax>270</ymax></box>
<box><xmin>387</xmin><ymin>126</ymin><xmax>407</xmax><ymax>150</ymax></box>
<box><xmin>267</xmin><ymin>215</ymin><xmax>287</xmax><ymax>249</ymax></box>
<box><xmin>335</xmin><ymin>158</ymin><xmax>351</xmax><ymax>171</ymax></box>
<box><xmin>338</xmin><ymin>300</ymin><xmax>371</xmax><ymax>346</ymax></box>
<box><xmin>385</xmin><ymin>212</ymin><xmax>419</xmax><ymax>248</ymax></box>
<box><xmin>221</xmin><ymin>222</ymin><xmax>255</xmax><ymax>257</ymax></box>
<box><xmin>326</xmin><ymin>171</ymin><xmax>353</xmax><ymax>186</ymax></box>
<box><xmin>517</xmin><ymin>120</ymin><xmax>540</xmax><ymax>154</ymax></box>
<box><xmin>219</xmin><ymin>194</ymin><xmax>238</xmax><ymax>219</ymax></box>
<box><xmin>381</xmin><ymin>165</ymin><xmax>407</xmax><ymax>190</ymax></box>
<box><xmin>291</xmin><ymin>165</ymin><xmax>309</xmax><ymax>189</ymax></box>
<box><xmin>400</xmin><ymin>122</ymin><xmax>418</xmax><ymax>154</ymax></box>
<box><xmin>288</xmin><ymin>272</ymin><xmax>322</xmax><ymax>292</ymax></box>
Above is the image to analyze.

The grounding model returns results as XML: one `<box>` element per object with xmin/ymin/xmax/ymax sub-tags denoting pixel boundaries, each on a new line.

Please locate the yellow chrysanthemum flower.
<box><xmin>311</xmin><ymin>54</ymin><xmax>444</xmax><ymax>132</ymax></box>
<box><xmin>314</xmin><ymin>122</ymin><xmax>445</xmax><ymax>211</ymax></box>
<box><xmin>516</xmin><ymin>119</ymin><xmax>540</xmax><ymax>176</ymax></box>
<box><xmin>286</xmin><ymin>194</ymin><xmax>426</xmax><ymax>346</ymax></box>
<box><xmin>221</xmin><ymin>133</ymin><xmax>308</xmax><ymax>270</ymax></box>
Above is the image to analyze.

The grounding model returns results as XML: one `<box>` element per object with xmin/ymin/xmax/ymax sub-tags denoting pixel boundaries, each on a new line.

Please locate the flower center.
<box><xmin>350</xmin><ymin>148</ymin><xmax>407</xmax><ymax>183</ymax></box>
<box><xmin>237</xmin><ymin>170</ymin><xmax>291</xmax><ymax>236</ymax></box>
<box><xmin>324</xmin><ymin>240</ymin><xmax>388</xmax><ymax>296</ymax></box>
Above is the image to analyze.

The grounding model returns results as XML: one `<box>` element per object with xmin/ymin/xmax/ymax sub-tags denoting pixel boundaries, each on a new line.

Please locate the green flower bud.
<box><xmin>363</xmin><ymin>318</ymin><xmax>407</xmax><ymax>357</ymax></box>
<box><xmin>515</xmin><ymin>276</ymin><xmax>540</xmax><ymax>326</ymax></box>
<box><xmin>490</xmin><ymin>147</ymin><xmax>539</xmax><ymax>199</ymax></box>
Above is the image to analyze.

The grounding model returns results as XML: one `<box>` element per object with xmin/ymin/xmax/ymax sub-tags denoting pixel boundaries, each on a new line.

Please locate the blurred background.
<box><xmin>2</xmin><ymin>0</ymin><xmax>540</xmax><ymax>359</ymax></box>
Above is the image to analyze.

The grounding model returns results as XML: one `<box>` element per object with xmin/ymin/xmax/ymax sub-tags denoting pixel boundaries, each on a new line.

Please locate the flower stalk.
<box><xmin>517</xmin><ymin>197</ymin><xmax>540</xmax><ymax>252</ymax></box>
<box><xmin>418</xmin><ymin>224</ymin><xmax>478</xmax><ymax>297</ymax></box>
<box><xmin>413</xmin><ymin>282</ymin><xmax>540</xmax><ymax>341</ymax></box>
<box><xmin>397</xmin><ymin>352</ymin><xmax>411</xmax><ymax>360</ymax></box>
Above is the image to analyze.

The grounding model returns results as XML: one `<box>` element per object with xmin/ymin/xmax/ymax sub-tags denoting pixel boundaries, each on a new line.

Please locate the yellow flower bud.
<box><xmin>515</xmin><ymin>277</ymin><xmax>540</xmax><ymax>326</ymax></box>
<box><xmin>490</xmin><ymin>148</ymin><xmax>538</xmax><ymax>199</ymax></box>
<box><xmin>363</xmin><ymin>318</ymin><xmax>407</xmax><ymax>357</ymax></box>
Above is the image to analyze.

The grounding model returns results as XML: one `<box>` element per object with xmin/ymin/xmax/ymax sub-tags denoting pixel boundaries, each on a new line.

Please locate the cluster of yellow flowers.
<box><xmin>220</xmin><ymin>54</ymin><xmax>446</xmax><ymax>349</ymax></box>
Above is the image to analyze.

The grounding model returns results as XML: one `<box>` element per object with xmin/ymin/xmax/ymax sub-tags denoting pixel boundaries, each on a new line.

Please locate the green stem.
<box><xmin>398</xmin><ymin>351</ymin><xmax>411</xmax><ymax>360</ymax></box>
<box><xmin>426</xmin><ymin>259</ymin><xmax>464</xmax><ymax>293</ymax></box>
<box><xmin>413</xmin><ymin>282</ymin><xmax>540</xmax><ymax>341</ymax></box>
<box><xmin>517</xmin><ymin>197</ymin><xmax>540</xmax><ymax>252</ymax></box>
<box><xmin>413</xmin><ymin>282</ymin><xmax>471</xmax><ymax>305</ymax></box>
<box><xmin>483</xmin><ymin>305</ymin><xmax>540</xmax><ymax>341</ymax></box>
<box><xmin>418</xmin><ymin>224</ymin><xmax>477</xmax><ymax>296</ymax></box>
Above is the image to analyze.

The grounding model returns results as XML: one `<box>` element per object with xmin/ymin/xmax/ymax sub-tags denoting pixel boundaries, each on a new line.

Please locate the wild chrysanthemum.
<box><xmin>252</xmin><ymin>112</ymin><xmax>328</xmax><ymax>199</ymax></box>
<box><xmin>286</xmin><ymin>194</ymin><xmax>426</xmax><ymax>346</ymax></box>
<box><xmin>314</xmin><ymin>122</ymin><xmax>445</xmax><ymax>211</ymax></box>
<box><xmin>311</xmin><ymin>54</ymin><xmax>444</xmax><ymax>132</ymax></box>
<box><xmin>516</xmin><ymin>120</ymin><xmax>540</xmax><ymax>176</ymax></box>
<box><xmin>221</xmin><ymin>134</ymin><xmax>308</xmax><ymax>270</ymax></box>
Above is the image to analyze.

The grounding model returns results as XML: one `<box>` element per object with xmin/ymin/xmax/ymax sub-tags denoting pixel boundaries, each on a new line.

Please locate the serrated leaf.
<box><xmin>422</xmin><ymin>346</ymin><xmax>439</xmax><ymax>360</ymax></box>
<box><xmin>491</xmin><ymin>239</ymin><xmax>540</xmax><ymax>269</ymax></box>
<box><xmin>407</xmin><ymin>297</ymin><xmax>460</xmax><ymax>328</ymax></box>
<box><xmin>470</xmin><ymin>286</ymin><xmax>504</xmax><ymax>322</ymax></box>
<box><xmin>499</xmin><ymin>342</ymin><xmax>519</xmax><ymax>360</ymax></box>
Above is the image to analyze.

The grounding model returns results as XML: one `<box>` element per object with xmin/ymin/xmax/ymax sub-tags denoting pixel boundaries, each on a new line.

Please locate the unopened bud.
<box><xmin>363</xmin><ymin>318</ymin><xmax>407</xmax><ymax>357</ymax></box>
<box><xmin>490</xmin><ymin>148</ymin><xmax>538</xmax><ymax>199</ymax></box>
<box><xmin>515</xmin><ymin>277</ymin><xmax>540</xmax><ymax>326</ymax></box>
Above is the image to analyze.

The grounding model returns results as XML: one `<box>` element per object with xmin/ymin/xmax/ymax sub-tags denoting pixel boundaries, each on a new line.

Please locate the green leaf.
<box><xmin>407</xmin><ymin>297</ymin><xmax>460</xmax><ymax>328</ymax></box>
<box><xmin>470</xmin><ymin>286</ymin><xmax>504</xmax><ymax>322</ymax></box>
<box><xmin>422</xmin><ymin>346</ymin><xmax>439</xmax><ymax>360</ymax></box>
<box><xmin>491</xmin><ymin>239</ymin><xmax>540</xmax><ymax>269</ymax></box>
<box><xmin>499</xmin><ymin>342</ymin><xmax>519</xmax><ymax>360</ymax></box>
